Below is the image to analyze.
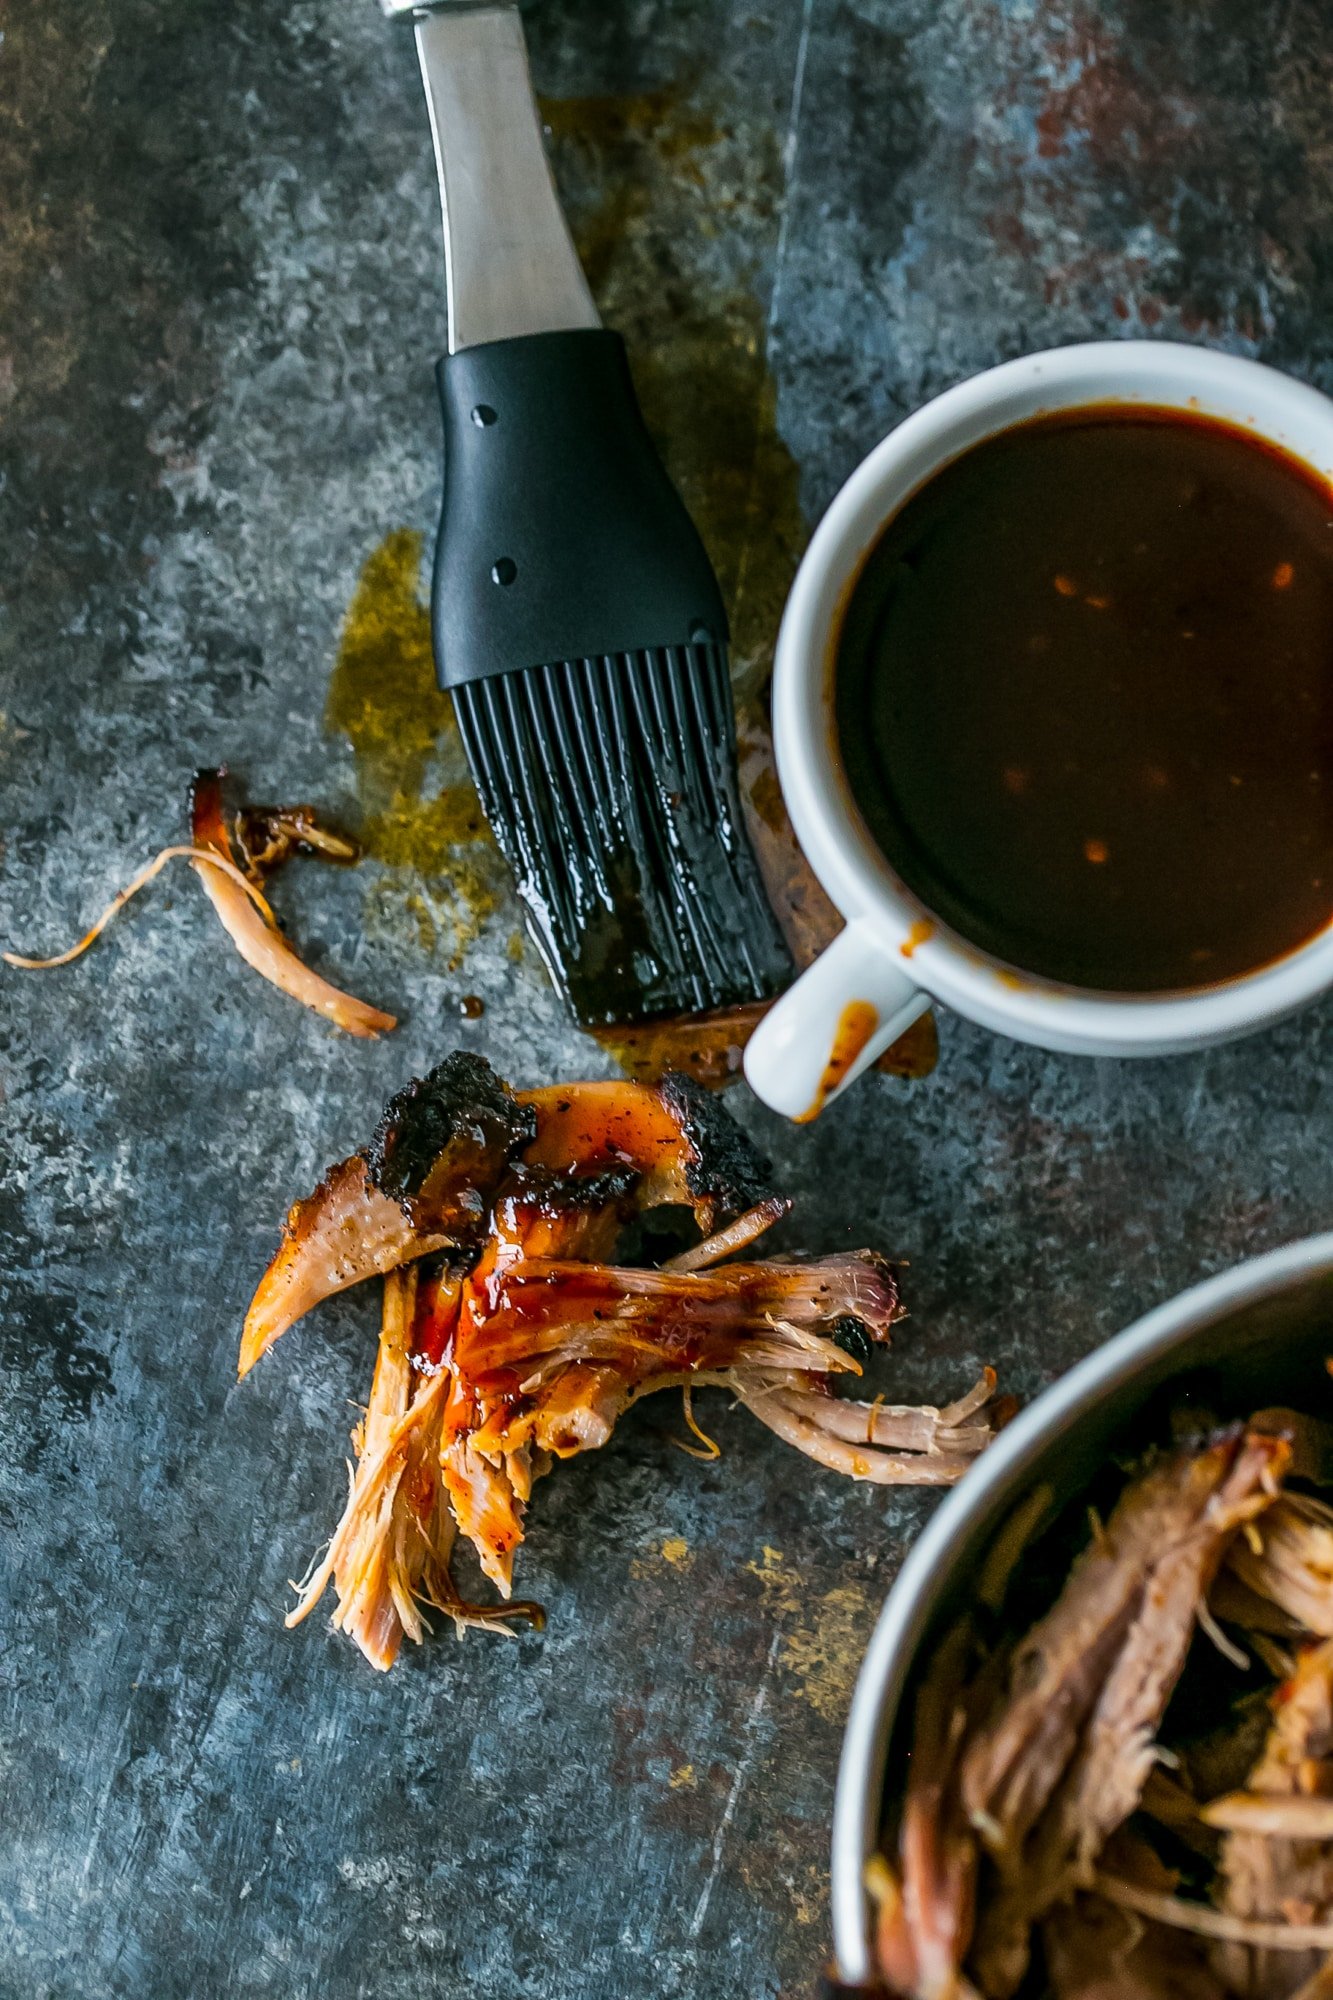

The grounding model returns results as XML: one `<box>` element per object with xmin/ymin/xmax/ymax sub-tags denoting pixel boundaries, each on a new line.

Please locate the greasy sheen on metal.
<box><xmin>453</xmin><ymin>643</ymin><xmax>792</xmax><ymax>1025</ymax></box>
<box><xmin>414</xmin><ymin>5</ymin><xmax>598</xmax><ymax>352</ymax></box>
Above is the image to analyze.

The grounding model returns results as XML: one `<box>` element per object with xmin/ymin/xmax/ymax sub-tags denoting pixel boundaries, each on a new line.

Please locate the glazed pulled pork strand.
<box><xmin>309</xmin><ymin>1159</ymin><xmax>649</xmax><ymax>1610</ymax></box>
<box><xmin>288</xmin><ymin>1265</ymin><xmax>543</xmax><ymax>1667</ymax></box>
<box><xmin>281</xmin><ymin>1206</ymin><xmax>909</xmax><ymax>1635</ymax></box>
<box><xmin>439</xmin><ymin>1243</ymin><xmax>904</xmax><ymax>1595</ymax></box>
<box><xmin>456</xmin><ymin>1251</ymin><xmax>900</xmax><ymax>1379</ymax></box>
<box><xmin>739</xmin><ymin>1369</ymin><xmax>1008</xmax><ymax>1486</ymax></box>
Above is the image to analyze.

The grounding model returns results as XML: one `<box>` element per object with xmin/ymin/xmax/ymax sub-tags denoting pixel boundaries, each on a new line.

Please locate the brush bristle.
<box><xmin>453</xmin><ymin>642</ymin><xmax>792</xmax><ymax>1026</ymax></box>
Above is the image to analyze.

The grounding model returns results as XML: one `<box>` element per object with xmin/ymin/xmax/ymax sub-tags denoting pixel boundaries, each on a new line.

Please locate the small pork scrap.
<box><xmin>3</xmin><ymin>767</ymin><xmax>395</xmax><ymax>1036</ymax></box>
<box><xmin>188</xmin><ymin>768</ymin><xmax>394</xmax><ymax>1037</ymax></box>
<box><xmin>241</xmin><ymin>1053</ymin><xmax>1010</xmax><ymax>1668</ymax></box>
<box><xmin>1042</xmin><ymin>1834</ymin><xmax>1227</xmax><ymax>2000</ymax></box>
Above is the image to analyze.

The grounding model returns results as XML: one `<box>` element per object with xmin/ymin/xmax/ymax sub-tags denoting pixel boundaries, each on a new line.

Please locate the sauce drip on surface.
<box><xmin>835</xmin><ymin>406</ymin><xmax>1333</xmax><ymax>992</ymax></box>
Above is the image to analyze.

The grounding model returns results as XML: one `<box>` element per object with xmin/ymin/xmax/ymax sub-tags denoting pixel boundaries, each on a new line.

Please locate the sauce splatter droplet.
<box><xmin>795</xmin><ymin>999</ymin><xmax>880</xmax><ymax>1123</ymax></box>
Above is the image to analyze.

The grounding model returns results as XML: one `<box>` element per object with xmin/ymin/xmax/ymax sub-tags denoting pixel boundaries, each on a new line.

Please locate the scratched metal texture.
<box><xmin>4</xmin><ymin>2</ymin><xmax>1333</xmax><ymax>1995</ymax></box>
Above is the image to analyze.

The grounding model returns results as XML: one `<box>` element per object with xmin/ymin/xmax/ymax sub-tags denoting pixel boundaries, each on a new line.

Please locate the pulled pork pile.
<box><xmin>240</xmin><ymin>1052</ymin><xmax>1009</xmax><ymax>1669</ymax></box>
<box><xmin>871</xmin><ymin>1405</ymin><xmax>1333</xmax><ymax>2000</ymax></box>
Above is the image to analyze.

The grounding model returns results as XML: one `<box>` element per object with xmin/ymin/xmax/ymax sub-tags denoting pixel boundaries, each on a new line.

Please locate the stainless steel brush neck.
<box><xmin>395</xmin><ymin>3</ymin><xmax>599</xmax><ymax>352</ymax></box>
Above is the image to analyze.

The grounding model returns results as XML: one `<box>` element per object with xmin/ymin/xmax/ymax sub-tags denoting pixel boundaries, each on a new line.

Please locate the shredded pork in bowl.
<box><xmin>831</xmin><ymin>1236</ymin><xmax>1333</xmax><ymax>2000</ymax></box>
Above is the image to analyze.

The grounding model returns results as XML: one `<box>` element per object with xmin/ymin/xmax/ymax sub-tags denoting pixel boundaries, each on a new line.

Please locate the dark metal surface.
<box><xmin>4</xmin><ymin>4</ymin><xmax>1333</xmax><ymax>1995</ymax></box>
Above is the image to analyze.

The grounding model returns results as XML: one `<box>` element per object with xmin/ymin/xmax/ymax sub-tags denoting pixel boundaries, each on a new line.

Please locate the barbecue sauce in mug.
<box><xmin>834</xmin><ymin>406</ymin><xmax>1333</xmax><ymax>991</ymax></box>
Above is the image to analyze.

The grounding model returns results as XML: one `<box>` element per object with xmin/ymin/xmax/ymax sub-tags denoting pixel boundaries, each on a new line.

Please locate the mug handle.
<box><xmin>744</xmin><ymin>920</ymin><xmax>931</xmax><ymax>1121</ymax></box>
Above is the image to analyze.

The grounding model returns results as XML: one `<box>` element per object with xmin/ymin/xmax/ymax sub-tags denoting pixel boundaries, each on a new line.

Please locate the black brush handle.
<box><xmin>431</xmin><ymin>329</ymin><xmax>728</xmax><ymax>690</ymax></box>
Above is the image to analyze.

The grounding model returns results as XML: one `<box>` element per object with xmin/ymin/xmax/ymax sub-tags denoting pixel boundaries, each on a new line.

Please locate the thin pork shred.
<box><xmin>1214</xmin><ymin>1641</ymin><xmax>1333</xmax><ymax>1999</ymax></box>
<box><xmin>189</xmin><ymin>766</ymin><xmax>395</xmax><ymax>1037</ymax></box>
<box><xmin>240</xmin><ymin>1054</ymin><xmax>1010</xmax><ymax>1668</ymax></box>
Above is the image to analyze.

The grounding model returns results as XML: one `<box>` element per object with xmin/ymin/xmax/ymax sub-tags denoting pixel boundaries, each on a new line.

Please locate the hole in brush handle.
<box><xmin>431</xmin><ymin>329</ymin><xmax>729</xmax><ymax>690</ymax></box>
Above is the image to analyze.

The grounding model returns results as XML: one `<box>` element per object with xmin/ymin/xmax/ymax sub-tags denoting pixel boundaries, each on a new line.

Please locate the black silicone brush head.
<box><xmin>453</xmin><ymin>641</ymin><xmax>791</xmax><ymax>1026</ymax></box>
<box><xmin>433</xmin><ymin>328</ymin><xmax>793</xmax><ymax>1026</ymax></box>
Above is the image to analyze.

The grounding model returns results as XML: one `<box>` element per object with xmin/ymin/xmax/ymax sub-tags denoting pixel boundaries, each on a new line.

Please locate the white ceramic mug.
<box><xmin>744</xmin><ymin>340</ymin><xmax>1333</xmax><ymax>1122</ymax></box>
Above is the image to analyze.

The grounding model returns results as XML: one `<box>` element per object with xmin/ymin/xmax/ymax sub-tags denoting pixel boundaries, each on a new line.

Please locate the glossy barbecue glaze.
<box><xmin>835</xmin><ymin>407</ymin><xmax>1333</xmax><ymax>991</ymax></box>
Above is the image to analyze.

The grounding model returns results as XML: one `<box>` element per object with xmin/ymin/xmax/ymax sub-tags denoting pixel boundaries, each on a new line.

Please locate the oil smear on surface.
<box><xmin>747</xmin><ymin>1544</ymin><xmax>878</xmax><ymax>1725</ymax></box>
<box><xmin>325</xmin><ymin>529</ymin><xmax>507</xmax><ymax>969</ymax></box>
<box><xmin>545</xmin><ymin>81</ymin><xmax>936</xmax><ymax>1086</ymax></box>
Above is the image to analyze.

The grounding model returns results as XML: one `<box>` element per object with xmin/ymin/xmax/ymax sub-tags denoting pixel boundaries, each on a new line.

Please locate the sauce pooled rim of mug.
<box><xmin>743</xmin><ymin>340</ymin><xmax>1333</xmax><ymax>1123</ymax></box>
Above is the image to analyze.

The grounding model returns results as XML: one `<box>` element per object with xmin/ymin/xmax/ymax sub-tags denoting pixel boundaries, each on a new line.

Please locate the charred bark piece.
<box><xmin>241</xmin><ymin>1058</ymin><xmax>536</xmax><ymax>1375</ymax></box>
<box><xmin>519</xmin><ymin>1075</ymin><xmax>776</xmax><ymax>1232</ymax></box>
<box><xmin>366</xmin><ymin>1051</ymin><xmax>536</xmax><ymax>1229</ymax></box>
<box><xmin>657</xmin><ymin>1070</ymin><xmax>776</xmax><ymax>1227</ymax></box>
<box><xmin>486</xmin><ymin>1165</ymin><xmax>639</xmax><ymax>1264</ymax></box>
